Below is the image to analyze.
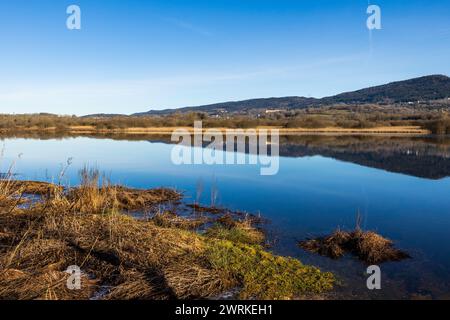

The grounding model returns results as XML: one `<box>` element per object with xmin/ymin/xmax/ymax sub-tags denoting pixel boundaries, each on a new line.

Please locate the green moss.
<box><xmin>205</xmin><ymin>223</ymin><xmax>264</xmax><ymax>245</ymax></box>
<box><xmin>205</xmin><ymin>239</ymin><xmax>335</xmax><ymax>300</ymax></box>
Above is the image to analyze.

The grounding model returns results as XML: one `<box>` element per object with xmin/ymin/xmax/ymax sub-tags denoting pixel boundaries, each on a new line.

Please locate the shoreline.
<box><xmin>0</xmin><ymin>125</ymin><xmax>431</xmax><ymax>135</ymax></box>
<box><xmin>0</xmin><ymin>178</ymin><xmax>335</xmax><ymax>300</ymax></box>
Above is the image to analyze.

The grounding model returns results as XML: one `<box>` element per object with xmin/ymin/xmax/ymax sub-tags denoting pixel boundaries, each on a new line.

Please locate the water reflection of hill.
<box><xmin>279</xmin><ymin>135</ymin><xmax>450</xmax><ymax>179</ymax></box>
<box><xmin>2</xmin><ymin>132</ymin><xmax>450</xmax><ymax>180</ymax></box>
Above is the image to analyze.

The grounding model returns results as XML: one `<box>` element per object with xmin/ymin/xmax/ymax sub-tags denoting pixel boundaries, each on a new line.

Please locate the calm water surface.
<box><xmin>2</xmin><ymin>135</ymin><xmax>450</xmax><ymax>299</ymax></box>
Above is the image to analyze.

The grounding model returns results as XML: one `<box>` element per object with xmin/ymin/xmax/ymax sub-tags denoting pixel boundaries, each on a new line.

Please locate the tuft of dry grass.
<box><xmin>63</xmin><ymin>167</ymin><xmax>181</xmax><ymax>215</ymax></box>
<box><xmin>0</xmin><ymin>176</ymin><xmax>31</xmax><ymax>210</ymax></box>
<box><xmin>114</xmin><ymin>186</ymin><xmax>181</xmax><ymax>211</ymax></box>
<box><xmin>7</xmin><ymin>181</ymin><xmax>63</xmax><ymax>196</ymax></box>
<box><xmin>299</xmin><ymin>229</ymin><xmax>350</xmax><ymax>260</ymax></box>
<box><xmin>152</xmin><ymin>211</ymin><xmax>209</xmax><ymax>230</ymax></box>
<box><xmin>299</xmin><ymin>227</ymin><xmax>410</xmax><ymax>264</ymax></box>
<box><xmin>354</xmin><ymin>230</ymin><xmax>411</xmax><ymax>264</ymax></box>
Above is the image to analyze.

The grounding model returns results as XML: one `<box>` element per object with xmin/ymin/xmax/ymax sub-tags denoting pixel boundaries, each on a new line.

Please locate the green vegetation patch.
<box><xmin>205</xmin><ymin>239</ymin><xmax>335</xmax><ymax>300</ymax></box>
<box><xmin>205</xmin><ymin>223</ymin><xmax>265</xmax><ymax>246</ymax></box>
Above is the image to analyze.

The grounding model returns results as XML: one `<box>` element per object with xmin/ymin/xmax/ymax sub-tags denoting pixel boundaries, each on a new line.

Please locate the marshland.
<box><xmin>1</xmin><ymin>133</ymin><xmax>450</xmax><ymax>299</ymax></box>
<box><xmin>0</xmin><ymin>169</ymin><xmax>334</xmax><ymax>300</ymax></box>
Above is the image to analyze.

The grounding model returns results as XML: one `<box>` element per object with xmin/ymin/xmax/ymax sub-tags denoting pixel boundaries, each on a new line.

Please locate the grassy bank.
<box><xmin>0</xmin><ymin>171</ymin><xmax>334</xmax><ymax>300</ymax></box>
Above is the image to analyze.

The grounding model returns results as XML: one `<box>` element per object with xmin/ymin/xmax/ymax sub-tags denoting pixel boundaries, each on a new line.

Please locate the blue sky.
<box><xmin>0</xmin><ymin>0</ymin><xmax>449</xmax><ymax>115</ymax></box>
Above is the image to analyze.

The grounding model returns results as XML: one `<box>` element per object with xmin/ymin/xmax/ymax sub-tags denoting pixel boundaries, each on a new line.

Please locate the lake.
<box><xmin>2</xmin><ymin>134</ymin><xmax>450</xmax><ymax>299</ymax></box>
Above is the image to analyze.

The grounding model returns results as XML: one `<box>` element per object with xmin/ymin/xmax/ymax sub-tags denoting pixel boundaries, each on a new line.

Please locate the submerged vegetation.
<box><xmin>0</xmin><ymin>169</ymin><xmax>334</xmax><ymax>300</ymax></box>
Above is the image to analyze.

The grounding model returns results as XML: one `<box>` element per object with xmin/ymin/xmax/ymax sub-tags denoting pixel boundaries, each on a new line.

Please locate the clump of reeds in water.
<box><xmin>299</xmin><ymin>220</ymin><xmax>410</xmax><ymax>264</ymax></box>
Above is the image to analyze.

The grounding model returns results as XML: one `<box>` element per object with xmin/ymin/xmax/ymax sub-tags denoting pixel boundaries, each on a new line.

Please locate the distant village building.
<box><xmin>265</xmin><ymin>109</ymin><xmax>284</xmax><ymax>114</ymax></box>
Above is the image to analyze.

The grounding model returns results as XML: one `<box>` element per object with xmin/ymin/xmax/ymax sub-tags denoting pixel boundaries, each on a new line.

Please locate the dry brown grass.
<box><xmin>0</xmin><ymin>269</ymin><xmax>95</xmax><ymax>300</ymax></box>
<box><xmin>0</xmin><ymin>170</ymin><xmax>202</xmax><ymax>300</ymax></box>
<box><xmin>354</xmin><ymin>230</ymin><xmax>411</xmax><ymax>264</ymax></box>
<box><xmin>6</xmin><ymin>181</ymin><xmax>63</xmax><ymax>196</ymax></box>
<box><xmin>152</xmin><ymin>211</ymin><xmax>209</xmax><ymax>230</ymax></box>
<box><xmin>114</xmin><ymin>187</ymin><xmax>181</xmax><ymax>211</ymax></box>
<box><xmin>0</xmin><ymin>205</ymin><xmax>222</xmax><ymax>300</ymax></box>
<box><xmin>63</xmin><ymin>167</ymin><xmax>181</xmax><ymax>214</ymax></box>
<box><xmin>0</xmin><ymin>179</ymin><xmax>18</xmax><ymax>209</ymax></box>
<box><xmin>299</xmin><ymin>227</ymin><xmax>410</xmax><ymax>264</ymax></box>
<box><xmin>300</xmin><ymin>229</ymin><xmax>351</xmax><ymax>260</ymax></box>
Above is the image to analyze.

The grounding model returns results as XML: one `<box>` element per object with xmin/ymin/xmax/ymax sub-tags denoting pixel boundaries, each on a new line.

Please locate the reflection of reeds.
<box><xmin>210</xmin><ymin>176</ymin><xmax>219</xmax><ymax>208</ymax></box>
<box><xmin>195</xmin><ymin>178</ymin><xmax>203</xmax><ymax>205</ymax></box>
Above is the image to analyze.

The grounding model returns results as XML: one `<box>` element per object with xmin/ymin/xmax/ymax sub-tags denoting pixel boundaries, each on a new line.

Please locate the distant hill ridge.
<box><xmin>320</xmin><ymin>74</ymin><xmax>450</xmax><ymax>105</ymax></box>
<box><xmin>85</xmin><ymin>75</ymin><xmax>450</xmax><ymax>117</ymax></box>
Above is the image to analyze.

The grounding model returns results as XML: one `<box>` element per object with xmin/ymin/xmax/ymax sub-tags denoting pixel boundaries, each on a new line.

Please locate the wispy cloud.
<box><xmin>436</xmin><ymin>28</ymin><xmax>450</xmax><ymax>39</ymax></box>
<box><xmin>0</xmin><ymin>54</ymin><xmax>363</xmax><ymax>114</ymax></box>
<box><xmin>164</xmin><ymin>18</ymin><xmax>212</xmax><ymax>37</ymax></box>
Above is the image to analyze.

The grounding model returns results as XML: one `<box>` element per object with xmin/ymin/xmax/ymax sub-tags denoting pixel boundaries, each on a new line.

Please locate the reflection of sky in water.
<box><xmin>3</xmin><ymin>137</ymin><xmax>450</xmax><ymax>298</ymax></box>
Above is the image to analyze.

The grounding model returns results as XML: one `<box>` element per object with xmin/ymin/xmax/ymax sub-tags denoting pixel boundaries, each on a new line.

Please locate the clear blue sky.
<box><xmin>0</xmin><ymin>0</ymin><xmax>449</xmax><ymax>115</ymax></box>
